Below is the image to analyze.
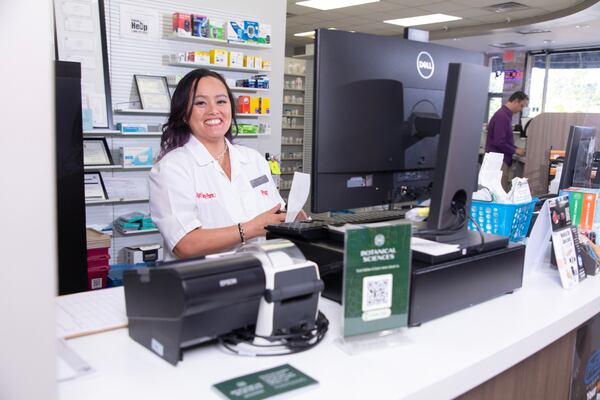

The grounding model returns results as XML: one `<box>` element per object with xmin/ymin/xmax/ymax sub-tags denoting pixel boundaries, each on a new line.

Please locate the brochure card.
<box><xmin>342</xmin><ymin>223</ymin><xmax>411</xmax><ymax>337</ymax></box>
<box><xmin>213</xmin><ymin>364</ymin><xmax>317</xmax><ymax>400</ymax></box>
<box><xmin>549</xmin><ymin>195</ymin><xmax>586</xmax><ymax>289</ymax></box>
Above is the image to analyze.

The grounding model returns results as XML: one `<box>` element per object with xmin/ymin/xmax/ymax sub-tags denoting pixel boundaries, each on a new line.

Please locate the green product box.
<box><xmin>342</xmin><ymin>223</ymin><xmax>412</xmax><ymax>337</ymax></box>
<box><xmin>234</xmin><ymin>124</ymin><xmax>259</xmax><ymax>134</ymax></box>
<box><xmin>213</xmin><ymin>364</ymin><xmax>317</xmax><ymax>400</ymax></box>
<box><xmin>209</xmin><ymin>17</ymin><xmax>225</xmax><ymax>40</ymax></box>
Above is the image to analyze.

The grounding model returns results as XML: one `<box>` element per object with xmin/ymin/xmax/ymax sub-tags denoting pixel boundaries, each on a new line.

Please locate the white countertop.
<box><xmin>59</xmin><ymin>267</ymin><xmax>600</xmax><ymax>400</ymax></box>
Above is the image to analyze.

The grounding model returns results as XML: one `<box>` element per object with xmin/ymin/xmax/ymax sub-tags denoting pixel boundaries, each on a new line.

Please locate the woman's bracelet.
<box><xmin>238</xmin><ymin>223</ymin><xmax>246</xmax><ymax>244</ymax></box>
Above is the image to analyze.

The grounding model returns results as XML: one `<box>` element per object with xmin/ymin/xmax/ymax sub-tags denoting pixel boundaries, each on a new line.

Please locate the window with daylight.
<box><xmin>527</xmin><ymin>50</ymin><xmax>600</xmax><ymax>117</ymax></box>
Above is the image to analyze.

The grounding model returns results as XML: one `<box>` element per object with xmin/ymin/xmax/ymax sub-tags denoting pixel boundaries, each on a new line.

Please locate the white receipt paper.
<box><xmin>285</xmin><ymin>172</ymin><xmax>311</xmax><ymax>222</ymax></box>
<box><xmin>411</xmin><ymin>237</ymin><xmax>460</xmax><ymax>256</ymax></box>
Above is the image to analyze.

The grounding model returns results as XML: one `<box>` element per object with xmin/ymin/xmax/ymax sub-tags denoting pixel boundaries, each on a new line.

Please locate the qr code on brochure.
<box><xmin>362</xmin><ymin>274</ymin><xmax>393</xmax><ymax>311</ymax></box>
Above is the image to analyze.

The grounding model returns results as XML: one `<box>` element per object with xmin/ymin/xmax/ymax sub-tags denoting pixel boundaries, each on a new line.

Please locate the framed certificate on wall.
<box><xmin>53</xmin><ymin>0</ymin><xmax>113</xmax><ymax>128</ymax></box>
<box><xmin>84</xmin><ymin>172</ymin><xmax>108</xmax><ymax>200</ymax></box>
<box><xmin>134</xmin><ymin>75</ymin><xmax>171</xmax><ymax>110</ymax></box>
<box><xmin>83</xmin><ymin>137</ymin><xmax>113</xmax><ymax>166</ymax></box>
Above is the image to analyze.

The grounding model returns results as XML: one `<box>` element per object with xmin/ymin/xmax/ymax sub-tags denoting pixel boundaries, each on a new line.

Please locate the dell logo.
<box><xmin>416</xmin><ymin>51</ymin><xmax>435</xmax><ymax>79</ymax></box>
<box><xmin>219</xmin><ymin>278</ymin><xmax>238</xmax><ymax>287</ymax></box>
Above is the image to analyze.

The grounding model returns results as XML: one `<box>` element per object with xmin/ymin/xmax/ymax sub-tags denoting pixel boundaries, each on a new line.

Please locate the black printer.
<box><xmin>123</xmin><ymin>254</ymin><xmax>265</xmax><ymax>365</ymax></box>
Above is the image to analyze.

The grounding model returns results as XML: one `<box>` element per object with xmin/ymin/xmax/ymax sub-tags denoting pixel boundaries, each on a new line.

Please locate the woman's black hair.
<box><xmin>158</xmin><ymin>68</ymin><xmax>238</xmax><ymax>160</ymax></box>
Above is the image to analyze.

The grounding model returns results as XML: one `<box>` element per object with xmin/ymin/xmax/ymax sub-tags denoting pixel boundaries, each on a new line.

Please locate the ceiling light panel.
<box><xmin>294</xmin><ymin>31</ymin><xmax>316</xmax><ymax>38</ymax></box>
<box><xmin>384</xmin><ymin>14</ymin><xmax>462</xmax><ymax>27</ymax></box>
<box><xmin>296</xmin><ymin>0</ymin><xmax>379</xmax><ymax>11</ymax></box>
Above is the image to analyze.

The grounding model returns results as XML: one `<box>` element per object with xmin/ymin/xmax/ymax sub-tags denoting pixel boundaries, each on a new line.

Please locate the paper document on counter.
<box><xmin>411</xmin><ymin>237</ymin><xmax>460</xmax><ymax>256</ymax></box>
<box><xmin>56</xmin><ymin>338</ymin><xmax>96</xmax><ymax>382</ymax></box>
<box><xmin>285</xmin><ymin>172</ymin><xmax>310</xmax><ymax>222</ymax></box>
<box><xmin>56</xmin><ymin>286</ymin><xmax>127</xmax><ymax>339</ymax></box>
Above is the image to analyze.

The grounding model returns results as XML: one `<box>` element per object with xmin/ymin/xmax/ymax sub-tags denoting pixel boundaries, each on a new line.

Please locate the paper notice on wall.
<box><xmin>119</xmin><ymin>5</ymin><xmax>159</xmax><ymax>40</ymax></box>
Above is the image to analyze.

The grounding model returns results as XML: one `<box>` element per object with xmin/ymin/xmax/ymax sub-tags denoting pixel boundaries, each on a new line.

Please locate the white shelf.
<box><xmin>283</xmin><ymin>103</ymin><xmax>304</xmax><ymax>106</ymax></box>
<box><xmin>282</xmin><ymin>143</ymin><xmax>303</xmax><ymax>146</ymax></box>
<box><xmin>281</xmin><ymin>158</ymin><xmax>303</xmax><ymax>161</ymax></box>
<box><xmin>237</xmin><ymin>113</ymin><xmax>270</xmax><ymax>118</ymax></box>
<box><xmin>114</xmin><ymin>108</ymin><xmax>169</xmax><ymax>116</ymax></box>
<box><xmin>232</xmin><ymin>87</ymin><xmax>270</xmax><ymax>93</ymax></box>
<box><xmin>121</xmin><ymin>165</ymin><xmax>153</xmax><ymax>171</ymax></box>
<box><xmin>283</xmin><ymin>88</ymin><xmax>305</xmax><ymax>92</ymax></box>
<box><xmin>84</xmin><ymin>131</ymin><xmax>162</xmax><ymax>137</ymax></box>
<box><xmin>283</xmin><ymin>115</ymin><xmax>304</xmax><ymax>118</ymax></box>
<box><xmin>236</xmin><ymin>133</ymin><xmax>271</xmax><ymax>138</ymax></box>
<box><xmin>84</xmin><ymin>165</ymin><xmax>123</xmax><ymax>171</ymax></box>
<box><xmin>168</xmin><ymin>61</ymin><xmax>270</xmax><ymax>74</ymax></box>
<box><xmin>85</xmin><ymin>198</ymin><xmax>149</xmax><ymax>206</ymax></box>
<box><xmin>115</xmin><ymin>228</ymin><xmax>159</xmax><ymax>236</ymax></box>
<box><xmin>284</xmin><ymin>73</ymin><xmax>305</xmax><ymax>77</ymax></box>
<box><xmin>165</xmin><ymin>34</ymin><xmax>272</xmax><ymax>49</ymax></box>
<box><xmin>282</xmin><ymin>126</ymin><xmax>303</xmax><ymax>130</ymax></box>
<box><xmin>83</xmin><ymin>129</ymin><xmax>121</xmax><ymax>135</ymax></box>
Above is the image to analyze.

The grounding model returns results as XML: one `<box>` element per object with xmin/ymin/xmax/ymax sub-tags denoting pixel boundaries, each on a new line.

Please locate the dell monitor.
<box><xmin>559</xmin><ymin>125</ymin><xmax>597</xmax><ymax>191</ymax></box>
<box><xmin>311</xmin><ymin>29</ymin><xmax>484</xmax><ymax>213</ymax></box>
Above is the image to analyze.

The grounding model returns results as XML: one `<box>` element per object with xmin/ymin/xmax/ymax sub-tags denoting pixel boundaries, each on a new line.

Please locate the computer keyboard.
<box><xmin>266</xmin><ymin>221</ymin><xmax>329</xmax><ymax>241</ymax></box>
<box><xmin>318</xmin><ymin>209</ymin><xmax>407</xmax><ymax>225</ymax></box>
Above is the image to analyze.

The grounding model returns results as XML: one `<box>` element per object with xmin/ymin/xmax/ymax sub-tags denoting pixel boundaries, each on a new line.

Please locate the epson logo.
<box><xmin>219</xmin><ymin>278</ymin><xmax>238</xmax><ymax>287</ymax></box>
<box><xmin>416</xmin><ymin>51</ymin><xmax>435</xmax><ymax>79</ymax></box>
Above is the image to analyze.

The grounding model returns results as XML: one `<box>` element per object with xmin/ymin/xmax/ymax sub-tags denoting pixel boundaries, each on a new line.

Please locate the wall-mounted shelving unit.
<box><xmin>279</xmin><ymin>58</ymin><xmax>307</xmax><ymax>199</ymax></box>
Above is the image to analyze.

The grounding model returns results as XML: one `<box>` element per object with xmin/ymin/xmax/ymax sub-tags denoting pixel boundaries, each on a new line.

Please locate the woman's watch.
<box><xmin>237</xmin><ymin>223</ymin><xmax>246</xmax><ymax>244</ymax></box>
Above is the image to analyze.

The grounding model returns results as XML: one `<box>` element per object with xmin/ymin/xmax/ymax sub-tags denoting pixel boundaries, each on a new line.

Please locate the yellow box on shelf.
<box><xmin>209</xmin><ymin>49</ymin><xmax>228</xmax><ymax>66</ymax></box>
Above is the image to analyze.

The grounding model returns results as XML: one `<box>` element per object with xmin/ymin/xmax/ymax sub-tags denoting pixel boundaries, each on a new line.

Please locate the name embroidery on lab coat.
<box><xmin>196</xmin><ymin>192</ymin><xmax>216</xmax><ymax>199</ymax></box>
<box><xmin>260</xmin><ymin>189</ymin><xmax>269</xmax><ymax>197</ymax></box>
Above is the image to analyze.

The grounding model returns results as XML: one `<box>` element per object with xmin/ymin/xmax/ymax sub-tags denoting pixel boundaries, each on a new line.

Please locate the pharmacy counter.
<box><xmin>59</xmin><ymin>268</ymin><xmax>600</xmax><ymax>400</ymax></box>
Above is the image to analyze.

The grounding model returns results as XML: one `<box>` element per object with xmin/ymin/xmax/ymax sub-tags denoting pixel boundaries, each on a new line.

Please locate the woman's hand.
<box><xmin>245</xmin><ymin>204</ymin><xmax>287</xmax><ymax>238</ymax></box>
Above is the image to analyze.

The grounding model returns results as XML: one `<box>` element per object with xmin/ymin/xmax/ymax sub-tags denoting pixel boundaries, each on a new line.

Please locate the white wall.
<box><xmin>0</xmin><ymin>0</ymin><xmax>56</xmax><ymax>399</ymax></box>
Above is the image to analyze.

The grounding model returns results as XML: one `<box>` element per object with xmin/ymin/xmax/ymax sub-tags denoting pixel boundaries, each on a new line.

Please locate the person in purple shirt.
<box><xmin>485</xmin><ymin>91</ymin><xmax>529</xmax><ymax>191</ymax></box>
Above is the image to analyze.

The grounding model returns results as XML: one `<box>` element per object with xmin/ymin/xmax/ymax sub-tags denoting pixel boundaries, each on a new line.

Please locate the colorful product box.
<box><xmin>254</xmin><ymin>56</ymin><xmax>263</xmax><ymax>70</ymax></box>
<box><xmin>243</xmin><ymin>55</ymin><xmax>255</xmax><ymax>69</ymax></box>
<box><xmin>228</xmin><ymin>51</ymin><xmax>244</xmax><ymax>67</ymax></box>
<box><xmin>186</xmin><ymin>51</ymin><xmax>195</xmax><ymax>62</ymax></box>
<box><xmin>257</xmin><ymin>23</ymin><xmax>271</xmax><ymax>45</ymax></box>
<box><xmin>243</xmin><ymin>21</ymin><xmax>260</xmax><ymax>42</ymax></box>
<box><xmin>226</xmin><ymin>20</ymin><xmax>245</xmax><ymax>42</ymax></box>
<box><xmin>208</xmin><ymin>17</ymin><xmax>225</xmax><ymax>40</ymax></box>
<box><xmin>209</xmin><ymin>49</ymin><xmax>228</xmax><ymax>66</ymax></box>
<box><xmin>562</xmin><ymin>187</ymin><xmax>600</xmax><ymax>243</ymax></box>
<box><xmin>125</xmin><ymin>244</ymin><xmax>163</xmax><ymax>264</ymax></box>
<box><xmin>121</xmin><ymin>147</ymin><xmax>153</xmax><ymax>167</ymax></box>
<box><xmin>260</xmin><ymin>97</ymin><xmax>270</xmax><ymax>114</ymax></box>
<box><xmin>262</xmin><ymin>60</ymin><xmax>271</xmax><ymax>70</ymax></box>
<box><xmin>191</xmin><ymin>15</ymin><xmax>209</xmax><ymax>38</ymax></box>
<box><xmin>234</xmin><ymin>124</ymin><xmax>259</xmax><ymax>134</ymax></box>
<box><xmin>250</xmin><ymin>97</ymin><xmax>260</xmax><ymax>114</ymax></box>
<box><xmin>237</xmin><ymin>96</ymin><xmax>250</xmax><ymax>114</ymax></box>
<box><xmin>172</xmin><ymin>13</ymin><xmax>192</xmax><ymax>37</ymax></box>
<box><xmin>194</xmin><ymin>51</ymin><xmax>210</xmax><ymax>64</ymax></box>
<box><xmin>117</xmin><ymin>123</ymin><xmax>148</xmax><ymax>133</ymax></box>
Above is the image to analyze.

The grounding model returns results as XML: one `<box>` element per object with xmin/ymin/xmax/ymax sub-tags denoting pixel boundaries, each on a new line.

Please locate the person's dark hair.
<box><xmin>508</xmin><ymin>91</ymin><xmax>529</xmax><ymax>102</ymax></box>
<box><xmin>158</xmin><ymin>68</ymin><xmax>238</xmax><ymax>160</ymax></box>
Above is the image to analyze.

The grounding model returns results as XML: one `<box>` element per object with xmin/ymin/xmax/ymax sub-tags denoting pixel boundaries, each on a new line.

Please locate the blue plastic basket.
<box><xmin>469</xmin><ymin>198</ymin><xmax>537</xmax><ymax>242</ymax></box>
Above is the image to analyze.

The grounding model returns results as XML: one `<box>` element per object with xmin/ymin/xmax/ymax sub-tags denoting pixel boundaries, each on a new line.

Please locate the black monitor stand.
<box><xmin>413</xmin><ymin>63</ymin><xmax>509</xmax><ymax>263</ymax></box>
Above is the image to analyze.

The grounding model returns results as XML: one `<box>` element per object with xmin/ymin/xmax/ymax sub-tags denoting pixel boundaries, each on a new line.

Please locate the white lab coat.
<box><xmin>149</xmin><ymin>135</ymin><xmax>285</xmax><ymax>260</ymax></box>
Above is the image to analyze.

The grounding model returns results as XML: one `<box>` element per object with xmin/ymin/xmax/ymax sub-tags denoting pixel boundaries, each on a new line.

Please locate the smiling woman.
<box><xmin>149</xmin><ymin>68</ymin><xmax>296</xmax><ymax>261</ymax></box>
